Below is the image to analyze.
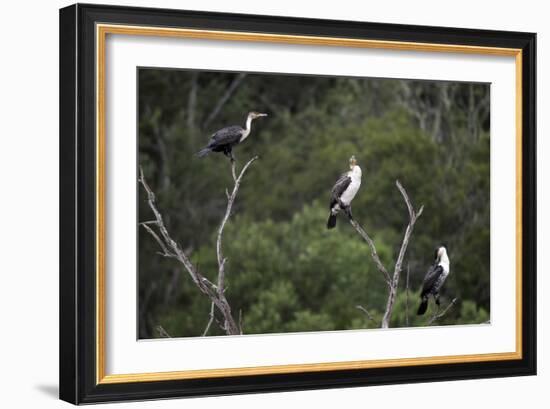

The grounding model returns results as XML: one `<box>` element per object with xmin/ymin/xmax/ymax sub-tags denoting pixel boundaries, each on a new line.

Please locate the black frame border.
<box><xmin>59</xmin><ymin>3</ymin><xmax>536</xmax><ymax>404</ymax></box>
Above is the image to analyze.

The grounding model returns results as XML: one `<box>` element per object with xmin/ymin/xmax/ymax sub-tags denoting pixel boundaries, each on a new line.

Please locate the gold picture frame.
<box><xmin>60</xmin><ymin>3</ymin><xmax>536</xmax><ymax>404</ymax></box>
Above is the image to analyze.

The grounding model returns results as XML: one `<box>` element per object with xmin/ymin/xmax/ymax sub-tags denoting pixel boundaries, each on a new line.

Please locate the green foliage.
<box><xmin>138</xmin><ymin>69</ymin><xmax>491</xmax><ymax>338</ymax></box>
<box><xmin>459</xmin><ymin>300</ymin><xmax>489</xmax><ymax>324</ymax></box>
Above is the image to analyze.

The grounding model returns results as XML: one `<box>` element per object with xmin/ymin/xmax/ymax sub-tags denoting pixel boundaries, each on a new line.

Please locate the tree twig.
<box><xmin>349</xmin><ymin>180</ymin><xmax>423</xmax><ymax>329</ymax></box>
<box><xmin>214</xmin><ymin>157</ymin><xmax>258</xmax><ymax>334</ymax></box>
<box><xmin>202</xmin><ymin>302</ymin><xmax>215</xmax><ymax>336</ymax></box>
<box><xmin>427</xmin><ymin>297</ymin><xmax>458</xmax><ymax>325</ymax></box>
<box><xmin>381</xmin><ymin>180</ymin><xmax>423</xmax><ymax>328</ymax></box>
<box><xmin>347</xmin><ymin>219</ymin><xmax>391</xmax><ymax>286</ymax></box>
<box><xmin>217</xmin><ymin>156</ymin><xmax>258</xmax><ymax>276</ymax></box>
<box><xmin>139</xmin><ymin>157</ymin><xmax>257</xmax><ymax>336</ymax></box>
<box><xmin>156</xmin><ymin>325</ymin><xmax>172</xmax><ymax>338</ymax></box>
<box><xmin>140</xmin><ymin>222</ymin><xmax>172</xmax><ymax>257</ymax></box>
<box><xmin>230</xmin><ymin>160</ymin><xmax>237</xmax><ymax>182</ymax></box>
<box><xmin>356</xmin><ymin>305</ymin><xmax>379</xmax><ymax>326</ymax></box>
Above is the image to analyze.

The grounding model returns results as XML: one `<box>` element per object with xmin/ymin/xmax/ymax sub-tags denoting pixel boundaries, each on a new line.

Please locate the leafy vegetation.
<box><xmin>138</xmin><ymin>69</ymin><xmax>490</xmax><ymax>338</ymax></box>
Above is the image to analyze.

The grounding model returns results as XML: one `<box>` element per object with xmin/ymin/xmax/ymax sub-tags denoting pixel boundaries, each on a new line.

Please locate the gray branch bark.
<box><xmin>427</xmin><ymin>297</ymin><xmax>458</xmax><ymax>325</ymax></box>
<box><xmin>381</xmin><ymin>181</ymin><xmax>424</xmax><ymax>328</ymax></box>
<box><xmin>202</xmin><ymin>302</ymin><xmax>215</xmax><ymax>336</ymax></box>
<box><xmin>156</xmin><ymin>325</ymin><xmax>172</xmax><ymax>338</ymax></box>
<box><xmin>349</xmin><ymin>180</ymin><xmax>423</xmax><ymax>329</ymax></box>
<box><xmin>347</xmin><ymin>219</ymin><xmax>392</xmax><ymax>286</ymax></box>
<box><xmin>214</xmin><ymin>156</ymin><xmax>258</xmax><ymax>334</ymax></box>
<box><xmin>139</xmin><ymin>156</ymin><xmax>257</xmax><ymax>336</ymax></box>
<box><xmin>356</xmin><ymin>305</ymin><xmax>379</xmax><ymax>326</ymax></box>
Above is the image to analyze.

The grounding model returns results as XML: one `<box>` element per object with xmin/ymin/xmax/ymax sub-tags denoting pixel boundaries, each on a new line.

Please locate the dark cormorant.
<box><xmin>417</xmin><ymin>246</ymin><xmax>451</xmax><ymax>315</ymax></box>
<box><xmin>197</xmin><ymin>111</ymin><xmax>267</xmax><ymax>160</ymax></box>
<box><xmin>327</xmin><ymin>155</ymin><xmax>362</xmax><ymax>229</ymax></box>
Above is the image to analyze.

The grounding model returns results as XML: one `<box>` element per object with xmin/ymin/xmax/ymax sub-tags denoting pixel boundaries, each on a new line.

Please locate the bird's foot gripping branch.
<box><xmin>139</xmin><ymin>156</ymin><xmax>258</xmax><ymax>336</ymax></box>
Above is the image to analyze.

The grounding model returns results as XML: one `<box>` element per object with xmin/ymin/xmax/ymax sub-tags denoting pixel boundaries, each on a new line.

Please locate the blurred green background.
<box><xmin>138</xmin><ymin>68</ymin><xmax>490</xmax><ymax>338</ymax></box>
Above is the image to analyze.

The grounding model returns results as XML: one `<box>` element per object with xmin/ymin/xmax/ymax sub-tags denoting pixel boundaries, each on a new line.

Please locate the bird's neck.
<box><xmin>349</xmin><ymin>166</ymin><xmax>362</xmax><ymax>180</ymax></box>
<box><xmin>439</xmin><ymin>254</ymin><xmax>450</xmax><ymax>272</ymax></box>
<box><xmin>240</xmin><ymin>116</ymin><xmax>253</xmax><ymax>142</ymax></box>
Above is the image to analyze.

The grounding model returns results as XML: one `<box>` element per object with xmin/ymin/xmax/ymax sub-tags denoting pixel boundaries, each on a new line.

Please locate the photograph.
<box><xmin>137</xmin><ymin>68</ymin><xmax>491</xmax><ymax>339</ymax></box>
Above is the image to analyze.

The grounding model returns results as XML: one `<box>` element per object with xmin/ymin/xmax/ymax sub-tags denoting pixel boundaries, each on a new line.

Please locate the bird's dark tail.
<box><xmin>417</xmin><ymin>298</ymin><xmax>428</xmax><ymax>316</ymax></box>
<box><xmin>196</xmin><ymin>147</ymin><xmax>212</xmax><ymax>158</ymax></box>
<box><xmin>327</xmin><ymin>213</ymin><xmax>337</xmax><ymax>229</ymax></box>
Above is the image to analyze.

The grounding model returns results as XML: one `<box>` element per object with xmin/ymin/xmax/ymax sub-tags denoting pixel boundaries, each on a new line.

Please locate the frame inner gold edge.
<box><xmin>100</xmin><ymin>352</ymin><xmax>521</xmax><ymax>384</ymax></box>
<box><xmin>95</xmin><ymin>23</ymin><xmax>523</xmax><ymax>384</ymax></box>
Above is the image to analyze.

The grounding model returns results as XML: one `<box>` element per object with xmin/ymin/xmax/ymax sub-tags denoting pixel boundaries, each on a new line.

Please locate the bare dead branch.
<box><xmin>427</xmin><ymin>297</ymin><xmax>458</xmax><ymax>325</ymax></box>
<box><xmin>349</xmin><ymin>180</ymin><xmax>423</xmax><ymax>329</ymax></box>
<box><xmin>141</xmin><ymin>220</ymin><xmax>159</xmax><ymax>225</ymax></box>
<box><xmin>347</xmin><ymin>218</ymin><xmax>391</xmax><ymax>286</ymax></box>
<box><xmin>140</xmin><ymin>222</ymin><xmax>173</xmax><ymax>257</ymax></box>
<box><xmin>202</xmin><ymin>302</ymin><xmax>215</xmax><ymax>336</ymax></box>
<box><xmin>139</xmin><ymin>158</ymin><xmax>256</xmax><ymax>336</ymax></box>
<box><xmin>216</xmin><ymin>156</ymin><xmax>258</xmax><ymax>274</ymax></box>
<box><xmin>230</xmin><ymin>160</ymin><xmax>237</xmax><ymax>183</ymax></box>
<box><xmin>356</xmin><ymin>305</ymin><xmax>379</xmax><ymax>326</ymax></box>
<box><xmin>381</xmin><ymin>180</ymin><xmax>423</xmax><ymax>328</ymax></box>
<box><xmin>213</xmin><ymin>157</ymin><xmax>258</xmax><ymax>334</ymax></box>
<box><xmin>156</xmin><ymin>325</ymin><xmax>171</xmax><ymax>338</ymax></box>
<box><xmin>140</xmin><ymin>167</ymin><xmax>212</xmax><ymax>289</ymax></box>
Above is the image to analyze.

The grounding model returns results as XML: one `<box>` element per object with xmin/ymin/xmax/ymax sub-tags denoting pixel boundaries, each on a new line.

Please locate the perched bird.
<box><xmin>197</xmin><ymin>111</ymin><xmax>268</xmax><ymax>160</ymax></box>
<box><xmin>417</xmin><ymin>246</ymin><xmax>451</xmax><ymax>315</ymax></box>
<box><xmin>327</xmin><ymin>155</ymin><xmax>362</xmax><ymax>229</ymax></box>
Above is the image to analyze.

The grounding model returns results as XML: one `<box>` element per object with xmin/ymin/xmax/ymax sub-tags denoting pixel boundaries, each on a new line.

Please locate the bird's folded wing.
<box><xmin>330</xmin><ymin>174</ymin><xmax>352</xmax><ymax>199</ymax></box>
<box><xmin>421</xmin><ymin>264</ymin><xmax>444</xmax><ymax>293</ymax></box>
<box><xmin>210</xmin><ymin>125</ymin><xmax>243</xmax><ymax>144</ymax></box>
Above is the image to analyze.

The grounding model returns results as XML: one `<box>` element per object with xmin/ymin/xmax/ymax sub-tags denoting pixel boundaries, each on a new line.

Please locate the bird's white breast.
<box><xmin>439</xmin><ymin>251</ymin><xmax>450</xmax><ymax>276</ymax></box>
<box><xmin>440</xmin><ymin>260</ymin><xmax>450</xmax><ymax>276</ymax></box>
<box><xmin>340</xmin><ymin>173</ymin><xmax>361</xmax><ymax>205</ymax></box>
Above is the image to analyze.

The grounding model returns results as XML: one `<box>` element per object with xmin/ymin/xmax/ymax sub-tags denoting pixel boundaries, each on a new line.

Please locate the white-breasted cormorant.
<box><xmin>417</xmin><ymin>246</ymin><xmax>451</xmax><ymax>315</ymax></box>
<box><xmin>327</xmin><ymin>155</ymin><xmax>362</xmax><ymax>229</ymax></box>
<box><xmin>197</xmin><ymin>111</ymin><xmax>267</xmax><ymax>160</ymax></box>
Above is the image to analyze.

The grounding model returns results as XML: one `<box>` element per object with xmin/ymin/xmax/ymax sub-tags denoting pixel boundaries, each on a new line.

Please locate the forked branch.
<box><xmin>139</xmin><ymin>156</ymin><xmax>257</xmax><ymax>336</ymax></box>
<box><xmin>348</xmin><ymin>180</ymin><xmax>423</xmax><ymax>328</ymax></box>
<box><xmin>427</xmin><ymin>297</ymin><xmax>458</xmax><ymax>325</ymax></box>
<box><xmin>381</xmin><ymin>181</ymin><xmax>424</xmax><ymax>328</ymax></box>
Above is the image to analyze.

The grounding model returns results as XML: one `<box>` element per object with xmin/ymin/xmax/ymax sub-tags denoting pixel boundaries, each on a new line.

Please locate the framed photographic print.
<box><xmin>59</xmin><ymin>3</ymin><xmax>536</xmax><ymax>404</ymax></box>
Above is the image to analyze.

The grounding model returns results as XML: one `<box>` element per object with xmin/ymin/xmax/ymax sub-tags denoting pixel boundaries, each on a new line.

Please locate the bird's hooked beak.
<box><xmin>349</xmin><ymin>155</ymin><xmax>357</xmax><ymax>169</ymax></box>
<box><xmin>248</xmin><ymin>112</ymin><xmax>268</xmax><ymax>121</ymax></box>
